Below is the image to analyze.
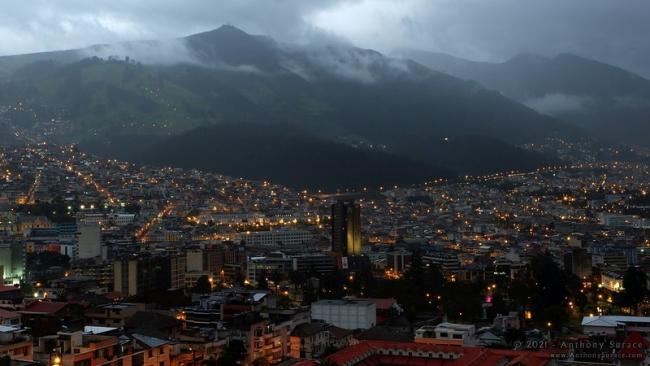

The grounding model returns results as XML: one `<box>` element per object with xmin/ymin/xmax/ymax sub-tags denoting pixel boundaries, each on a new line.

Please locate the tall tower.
<box><xmin>331</xmin><ymin>200</ymin><xmax>361</xmax><ymax>257</ymax></box>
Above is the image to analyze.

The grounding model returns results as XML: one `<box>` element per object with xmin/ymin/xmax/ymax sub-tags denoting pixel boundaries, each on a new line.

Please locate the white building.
<box><xmin>415</xmin><ymin>323</ymin><xmax>476</xmax><ymax>345</ymax></box>
<box><xmin>311</xmin><ymin>299</ymin><xmax>376</xmax><ymax>330</ymax></box>
<box><xmin>582</xmin><ymin>315</ymin><xmax>650</xmax><ymax>337</ymax></box>
<box><xmin>601</xmin><ymin>271</ymin><xmax>624</xmax><ymax>292</ymax></box>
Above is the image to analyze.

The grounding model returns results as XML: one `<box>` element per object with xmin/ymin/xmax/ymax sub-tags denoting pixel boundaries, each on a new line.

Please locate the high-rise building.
<box><xmin>113</xmin><ymin>255</ymin><xmax>171</xmax><ymax>296</ymax></box>
<box><xmin>0</xmin><ymin>242</ymin><xmax>24</xmax><ymax>286</ymax></box>
<box><xmin>331</xmin><ymin>200</ymin><xmax>361</xmax><ymax>257</ymax></box>
<box><xmin>564</xmin><ymin>248</ymin><xmax>592</xmax><ymax>279</ymax></box>
<box><xmin>77</xmin><ymin>223</ymin><xmax>101</xmax><ymax>259</ymax></box>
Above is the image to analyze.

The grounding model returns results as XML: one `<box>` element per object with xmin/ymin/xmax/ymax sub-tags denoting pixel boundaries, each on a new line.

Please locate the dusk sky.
<box><xmin>2</xmin><ymin>0</ymin><xmax>649</xmax><ymax>76</ymax></box>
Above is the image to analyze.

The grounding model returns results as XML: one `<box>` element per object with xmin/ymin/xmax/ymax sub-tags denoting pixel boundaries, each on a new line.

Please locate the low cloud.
<box><xmin>79</xmin><ymin>38</ymin><xmax>264</xmax><ymax>75</ymax></box>
<box><xmin>79</xmin><ymin>38</ymin><xmax>200</xmax><ymax>65</ymax></box>
<box><xmin>289</xmin><ymin>44</ymin><xmax>413</xmax><ymax>84</ymax></box>
<box><xmin>524</xmin><ymin>94</ymin><xmax>592</xmax><ymax>116</ymax></box>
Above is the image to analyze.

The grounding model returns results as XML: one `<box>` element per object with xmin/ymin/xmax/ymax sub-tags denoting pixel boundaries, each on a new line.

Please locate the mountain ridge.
<box><xmin>0</xmin><ymin>25</ymin><xmax>574</xmax><ymax>187</ymax></box>
<box><xmin>397</xmin><ymin>48</ymin><xmax>650</xmax><ymax>146</ymax></box>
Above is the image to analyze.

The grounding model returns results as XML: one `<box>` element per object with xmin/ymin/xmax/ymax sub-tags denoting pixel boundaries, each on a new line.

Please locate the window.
<box><xmin>453</xmin><ymin>334</ymin><xmax>462</xmax><ymax>339</ymax></box>
<box><xmin>148</xmin><ymin>350</ymin><xmax>153</xmax><ymax>358</ymax></box>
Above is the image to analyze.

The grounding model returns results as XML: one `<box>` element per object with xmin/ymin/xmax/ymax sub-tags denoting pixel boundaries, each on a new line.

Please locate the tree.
<box><xmin>194</xmin><ymin>275</ymin><xmax>212</xmax><ymax>294</ymax></box>
<box><xmin>619</xmin><ymin>266</ymin><xmax>648</xmax><ymax>314</ymax></box>
<box><xmin>529</xmin><ymin>253</ymin><xmax>570</xmax><ymax>327</ymax></box>
<box><xmin>442</xmin><ymin>281</ymin><xmax>483</xmax><ymax>322</ymax></box>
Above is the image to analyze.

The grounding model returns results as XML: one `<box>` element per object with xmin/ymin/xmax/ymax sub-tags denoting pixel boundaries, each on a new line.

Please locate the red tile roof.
<box><xmin>326</xmin><ymin>340</ymin><xmax>553</xmax><ymax>366</ymax></box>
<box><xmin>371</xmin><ymin>298</ymin><xmax>396</xmax><ymax>310</ymax></box>
<box><xmin>21</xmin><ymin>301</ymin><xmax>69</xmax><ymax>315</ymax></box>
<box><xmin>617</xmin><ymin>332</ymin><xmax>649</xmax><ymax>360</ymax></box>
<box><xmin>0</xmin><ymin>308</ymin><xmax>20</xmax><ymax>319</ymax></box>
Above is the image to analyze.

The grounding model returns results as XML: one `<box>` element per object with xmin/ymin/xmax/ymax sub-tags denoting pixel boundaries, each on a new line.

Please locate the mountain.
<box><xmin>397</xmin><ymin>49</ymin><xmax>650</xmax><ymax>146</ymax></box>
<box><xmin>0</xmin><ymin>25</ymin><xmax>571</xmax><ymax>186</ymax></box>
<box><xmin>103</xmin><ymin>123</ymin><xmax>457</xmax><ymax>190</ymax></box>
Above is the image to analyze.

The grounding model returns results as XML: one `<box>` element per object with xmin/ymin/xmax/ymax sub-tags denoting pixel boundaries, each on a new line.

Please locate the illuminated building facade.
<box><xmin>331</xmin><ymin>200</ymin><xmax>361</xmax><ymax>257</ymax></box>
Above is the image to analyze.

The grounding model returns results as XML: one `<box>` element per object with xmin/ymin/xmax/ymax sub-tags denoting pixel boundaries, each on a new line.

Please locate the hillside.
<box><xmin>112</xmin><ymin>124</ymin><xmax>455</xmax><ymax>190</ymax></box>
<box><xmin>398</xmin><ymin>49</ymin><xmax>650</xmax><ymax>146</ymax></box>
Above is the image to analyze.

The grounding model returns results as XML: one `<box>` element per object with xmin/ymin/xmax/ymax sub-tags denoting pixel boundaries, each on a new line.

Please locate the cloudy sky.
<box><xmin>2</xmin><ymin>0</ymin><xmax>649</xmax><ymax>77</ymax></box>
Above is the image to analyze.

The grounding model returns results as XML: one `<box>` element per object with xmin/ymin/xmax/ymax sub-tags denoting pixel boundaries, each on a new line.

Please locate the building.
<box><xmin>601</xmin><ymin>271</ymin><xmax>624</xmax><ymax>292</ymax></box>
<box><xmin>291</xmin><ymin>254</ymin><xmax>336</xmax><ymax>275</ymax></box>
<box><xmin>0</xmin><ymin>243</ymin><xmax>23</xmax><ymax>286</ymax></box>
<box><xmin>68</xmin><ymin>262</ymin><xmax>113</xmax><ymax>290</ymax></box>
<box><xmin>33</xmin><ymin>329</ymin><xmax>172</xmax><ymax>366</ymax></box>
<box><xmin>235</xmin><ymin>230</ymin><xmax>313</xmax><ymax>247</ymax></box>
<box><xmin>414</xmin><ymin>323</ymin><xmax>476</xmax><ymax>345</ymax></box>
<box><xmin>311</xmin><ymin>299</ymin><xmax>376</xmax><ymax>330</ymax></box>
<box><xmin>246</xmin><ymin>255</ymin><xmax>292</xmax><ymax>285</ymax></box>
<box><xmin>77</xmin><ymin>223</ymin><xmax>101</xmax><ymax>260</ymax></box>
<box><xmin>581</xmin><ymin>315</ymin><xmax>650</xmax><ymax>337</ymax></box>
<box><xmin>422</xmin><ymin>252</ymin><xmax>460</xmax><ymax>275</ymax></box>
<box><xmin>0</xmin><ymin>287</ymin><xmax>23</xmax><ymax>311</ymax></box>
<box><xmin>290</xmin><ymin>323</ymin><xmax>330</xmax><ymax>359</ymax></box>
<box><xmin>185</xmin><ymin>249</ymin><xmax>203</xmax><ymax>272</ymax></box>
<box><xmin>170</xmin><ymin>254</ymin><xmax>186</xmax><ymax>290</ymax></box>
<box><xmin>84</xmin><ymin>303</ymin><xmax>145</xmax><ymax>327</ymax></box>
<box><xmin>564</xmin><ymin>248</ymin><xmax>592</xmax><ymax>279</ymax></box>
<box><xmin>0</xmin><ymin>310</ymin><xmax>20</xmax><ymax>327</ymax></box>
<box><xmin>228</xmin><ymin>310</ymin><xmax>309</xmax><ymax>365</ymax></box>
<box><xmin>386</xmin><ymin>250</ymin><xmax>412</xmax><ymax>273</ymax></box>
<box><xmin>113</xmin><ymin>255</ymin><xmax>171</xmax><ymax>297</ymax></box>
<box><xmin>331</xmin><ymin>200</ymin><xmax>362</xmax><ymax>257</ymax></box>
<box><xmin>599</xmin><ymin>213</ymin><xmax>639</xmax><ymax>227</ymax></box>
<box><xmin>0</xmin><ymin>326</ymin><xmax>32</xmax><ymax>361</ymax></box>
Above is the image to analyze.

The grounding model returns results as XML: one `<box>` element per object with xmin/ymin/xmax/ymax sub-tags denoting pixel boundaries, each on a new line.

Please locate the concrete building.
<box><xmin>0</xmin><ymin>243</ymin><xmax>23</xmax><ymax>286</ymax></box>
<box><xmin>601</xmin><ymin>271</ymin><xmax>624</xmax><ymax>292</ymax></box>
<box><xmin>246</xmin><ymin>256</ymin><xmax>292</xmax><ymax>285</ymax></box>
<box><xmin>77</xmin><ymin>223</ymin><xmax>101</xmax><ymax>259</ymax></box>
<box><xmin>0</xmin><ymin>325</ymin><xmax>32</xmax><ymax>361</ymax></box>
<box><xmin>185</xmin><ymin>250</ymin><xmax>203</xmax><ymax>272</ymax></box>
<box><xmin>311</xmin><ymin>299</ymin><xmax>376</xmax><ymax>330</ymax></box>
<box><xmin>564</xmin><ymin>248</ymin><xmax>592</xmax><ymax>279</ymax></box>
<box><xmin>290</xmin><ymin>323</ymin><xmax>330</xmax><ymax>359</ymax></box>
<box><xmin>170</xmin><ymin>254</ymin><xmax>186</xmax><ymax>290</ymax></box>
<box><xmin>113</xmin><ymin>256</ymin><xmax>171</xmax><ymax>297</ymax></box>
<box><xmin>85</xmin><ymin>303</ymin><xmax>145</xmax><ymax>327</ymax></box>
<box><xmin>235</xmin><ymin>230</ymin><xmax>313</xmax><ymax>247</ymax></box>
<box><xmin>291</xmin><ymin>254</ymin><xmax>337</xmax><ymax>275</ymax></box>
<box><xmin>414</xmin><ymin>323</ymin><xmax>476</xmax><ymax>345</ymax></box>
<box><xmin>582</xmin><ymin>315</ymin><xmax>650</xmax><ymax>337</ymax></box>
<box><xmin>386</xmin><ymin>250</ymin><xmax>412</xmax><ymax>273</ymax></box>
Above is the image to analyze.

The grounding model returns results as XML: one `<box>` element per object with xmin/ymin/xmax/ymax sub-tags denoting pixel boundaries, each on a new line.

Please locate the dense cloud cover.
<box><xmin>1</xmin><ymin>0</ymin><xmax>649</xmax><ymax>77</ymax></box>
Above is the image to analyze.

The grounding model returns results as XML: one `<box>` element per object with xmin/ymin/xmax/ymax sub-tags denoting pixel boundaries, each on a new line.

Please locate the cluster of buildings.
<box><xmin>2</xmin><ymin>144</ymin><xmax>650</xmax><ymax>365</ymax></box>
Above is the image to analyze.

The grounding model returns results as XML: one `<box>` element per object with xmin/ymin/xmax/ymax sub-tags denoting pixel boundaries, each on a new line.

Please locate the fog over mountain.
<box><xmin>1</xmin><ymin>1</ymin><xmax>649</xmax><ymax>78</ymax></box>
<box><xmin>398</xmin><ymin>49</ymin><xmax>650</xmax><ymax>146</ymax></box>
